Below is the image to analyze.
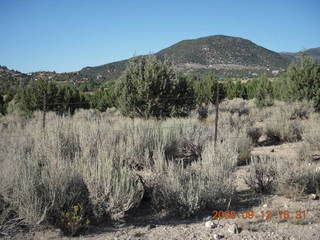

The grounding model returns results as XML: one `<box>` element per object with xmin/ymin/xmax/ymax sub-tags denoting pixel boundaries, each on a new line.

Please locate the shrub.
<box><xmin>152</xmin><ymin>140</ymin><xmax>237</xmax><ymax>217</ymax></box>
<box><xmin>197</xmin><ymin>106</ymin><xmax>208</xmax><ymax>120</ymax></box>
<box><xmin>287</xmin><ymin>100</ymin><xmax>314</xmax><ymax>120</ymax></box>
<box><xmin>219</xmin><ymin>98</ymin><xmax>250</xmax><ymax>116</ymax></box>
<box><xmin>192</xmin><ymin>74</ymin><xmax>225</xmax><ymax>106</ymax></box>
<box><xmin>15</xmin><ymin>78</ymin><xmax>89</xmax><ymax>115</ymax></box>
<box><xmin>247</xmin><ymin>155</ymin><xmax>320</xmax><ymax>197</ymax></box>
<box><xmin>286</xmin><ymin>54</ymin><xmax>320</xmax><ymax>111</ymax></box>
<box><xmin>254</xmin><ymin>77</ymin><xmax>274</xmax><ymax>108</ymax></box>
<box><xmin>264</xmin><ymin>109</ymin><xmax>303</xmax><ymax>142</ymax></box>
<box><xmin>246</xmin><ymin>155</ymin><xmax>277</xmax><ymax>193</ymax></box>
<box><xmin>277</xmin><ymin>160</ymin><xmax>320</xmax><ymax>198</ymax></box>
<box><xmin>0</xmin><ymin>95</ymin><xmax>5</xmax><ymax>115</ymax></box>
<box><xmin>298</xmin><ymin>115</ymin><xmax>320</xmax><ymax>162</ymax></box>
<box><xmin>59</xmin><ymin>204</ymin><xmax>90</xmax><ymax>236</ymax></box>
<box><xmin>116</xmin><ymin>55</ymin><xmax>195</xmax><ymax>118</ymax></box>
<box><xmin>247</xmin><ymin>127</ymin><xmax>263</xmax><ymax>144</ymax></box>
<box><xmin>302</xmin><ymin>117</ymin><xmax>320</xmax><ymax>151</ymax></box>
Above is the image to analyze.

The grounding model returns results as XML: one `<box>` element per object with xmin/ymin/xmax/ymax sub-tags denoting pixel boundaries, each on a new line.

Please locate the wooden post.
<box><xmin>214</xmin><ymin>81</ymin><xmax>220</xmax><ymax>147</ymax></box>
<box><xmin>42</xmin><ymin>93</ymin><xmax>46</xmax><ymax>130</ymax></box>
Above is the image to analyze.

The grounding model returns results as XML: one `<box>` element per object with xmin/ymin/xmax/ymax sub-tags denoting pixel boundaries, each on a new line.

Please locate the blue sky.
<box><xmin>0</xmin><ymin>0</ymin><xmax>319</xmax><ymax>73</ymax></box>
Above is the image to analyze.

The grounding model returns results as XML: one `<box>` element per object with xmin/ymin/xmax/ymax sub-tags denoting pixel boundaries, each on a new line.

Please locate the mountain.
<box><xmin>2</xmin><ymin>36</ymin><xmax>316</xmax><ymax>90</ymax></box>
<box><xmin>77</xmin><ymin>35</ymin><xmax>291</xmax><ymax>81</ymax></box>
<box><xmin>280</xmin><ymin>47</ymin><xmax>320</xmax><ymax>63</ymax></box>
<box><xmin>0</xmin><ymin>66</ymin><xmax>31</xmax><ymax>94</ymax></box>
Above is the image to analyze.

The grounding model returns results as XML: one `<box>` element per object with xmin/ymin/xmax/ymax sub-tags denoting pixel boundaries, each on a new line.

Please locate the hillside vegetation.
<box><xmin>78</xmin><ymin>35</ymin><xmax>291</xmax><ymax>81</ymax></box>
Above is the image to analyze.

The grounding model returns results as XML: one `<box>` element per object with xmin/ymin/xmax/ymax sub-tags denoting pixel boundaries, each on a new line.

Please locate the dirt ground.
<box><xmin>4</xmin><ymin>142</ymin><xmax>320</xmax><ymax>240</ymax></box>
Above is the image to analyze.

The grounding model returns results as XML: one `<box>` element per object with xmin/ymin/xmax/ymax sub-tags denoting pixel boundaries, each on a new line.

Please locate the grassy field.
<box><xmin>0</xmin><ymin>99</ymin><xmax>320</xmax><ymax>237</ymax></box>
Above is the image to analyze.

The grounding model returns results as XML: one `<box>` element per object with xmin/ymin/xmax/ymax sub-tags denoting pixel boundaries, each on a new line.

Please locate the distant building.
<box><xmin>272</xmin><ymin>70</ymin><xmax>280</xmax><ymax>75</ymax></box>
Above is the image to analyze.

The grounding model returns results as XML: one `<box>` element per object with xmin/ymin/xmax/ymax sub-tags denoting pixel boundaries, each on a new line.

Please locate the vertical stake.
<box><xmin>42</xmin><ymin>93</ymin><xmax>46</xmax><ymax>130</ymax></box>
<box><xmin>214</xmin><ymin>80</ymin><xmax>220</xmax><ymax>147</ymax></box>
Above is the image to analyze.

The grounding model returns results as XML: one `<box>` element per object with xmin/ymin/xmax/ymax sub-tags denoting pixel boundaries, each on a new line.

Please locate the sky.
<box><xmin>0</xmin><ymin>0</ymin><xmax>319</xmax><ymax>73</ymax></box>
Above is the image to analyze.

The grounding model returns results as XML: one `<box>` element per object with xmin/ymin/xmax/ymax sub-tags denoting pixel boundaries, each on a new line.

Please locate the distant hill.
<box><xmin>77</xmin><ymin>35</ymin><xmax>291</xmax><ymax>81</ymax></box>
<box><xmin>280</xmin><ymin>47</ymin><xmax>320</xmax><ymax>63</ymax></box>
<box><xmin>0</xmin><ymin>66</ymin><xmax>30</xmax><ymax>94</ymax></box>
<box><xmin>1</xmin><ymin>36</ymin><xmax>317</xmax><ymax>91</ymax></box>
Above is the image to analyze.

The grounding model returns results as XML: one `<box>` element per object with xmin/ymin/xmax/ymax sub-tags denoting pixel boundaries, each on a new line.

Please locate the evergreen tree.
<box><xmin>16</xmin><ymin>78</ymin><xmax>88</xmax><ymax>115</ymax></box>
<box><xmin>286</xmin><ymin>54</ymin><xmax>320</xmax><ymax>110</ymax></box>
<box><xmin>255</xmin><ymin>77</ymin><xmax>274</xmax><ymax>107</ymax></box>
<box><xmin>116</xmin><ymin>55</ymin><xmax>195</xmax><ymax>118</ymax></box>
<box><xmin>0</xmin><ymin>95</ymin><xmax>5</xmax><ymax>115</ymax></box>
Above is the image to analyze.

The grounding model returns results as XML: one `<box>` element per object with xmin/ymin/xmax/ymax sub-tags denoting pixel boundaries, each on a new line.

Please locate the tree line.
<box><xmin>0</xmin><ymin>54</ymin><xmax>319</xmax><ymax>118</ymax></box>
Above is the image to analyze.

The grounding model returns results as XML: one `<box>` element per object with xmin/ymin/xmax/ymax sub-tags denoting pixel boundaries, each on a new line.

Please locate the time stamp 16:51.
<box><xmin>211</xmin><ymin>210</ymin><xmax>308</xmax><ymax>220</ymax></box>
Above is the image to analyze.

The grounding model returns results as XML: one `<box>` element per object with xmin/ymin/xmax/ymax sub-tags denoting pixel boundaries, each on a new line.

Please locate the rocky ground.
<box><xmin>3</xmin><ymin>142</ymin><xmax>320</xmax><ymax>240</ymax></box>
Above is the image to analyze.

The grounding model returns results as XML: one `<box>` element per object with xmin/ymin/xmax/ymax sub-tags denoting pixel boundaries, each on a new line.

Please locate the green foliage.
<box><xmin>244</xmin><ymin>78</ymin><xmax>259</xmax><ymax>99</ymax></box>
<box><xmin>116</xmin><ymin>55</ymin><xmax>195</xmax><ymax>118</ymax></box>
<box><xmin>0</xmin><ymin>95</ymin><xmax>5</xmax><ymax>115</ymax></box>
<box><xmin>254</xmin><ymin>77</ymin><xmax>274</xmax><ymax>107</ymax></box>
<box><xmin>272</xmin><ymin>74</ymin><xmax>292</xmax><ymax>101</ymax></box>
<box><xmin>59</xmin><ymin>204</ymin><xmax>90</xmax><ymax>236</ymax></box>
<box><xmin>157</xmin><ymin>35</ymin><xmax>289</xmax><ymax>68</ymax></box>
<box><xmin>16</xmin><ymin>78</ymin><xmax>89</xmax><ymax>115</ymax></box>
<box><xmin>286</xmin><ymin>54</ymin><xmax>320</xmax><ymax>110</ymax></box>
<box><xmin>193</xmin><ymin>74</ymin><xmax>225</xmax><ymax>106</ymax></box>
<box><xmin>225</xmin><ymin>80</ymin><xmax>248</xmax><ymax>100</ymax></box>
<box><xmin>87</xmin><ymin>88</ymin><xmax>116</xmax><ymax>112</ymax></box>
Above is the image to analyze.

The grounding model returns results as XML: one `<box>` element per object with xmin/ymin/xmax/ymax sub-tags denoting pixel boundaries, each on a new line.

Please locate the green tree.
<box><xmin>255</xmin><ymin>77</ymin><xmax>274</xmax><ymax>107</ymax></box>
<box><xmin>225</xmin><ymin>80</ymin><xmax>248</xmax><ymax>100</ymax></box>
<box><xmin>116</xmin><ymin>55</ymin><xmax>195</xmax><ymax>118</ymax></box>
<box><xmin>244</xmin><ymin>78</ymin><xmax>259</xmax><ymax>100</ymax></box>
<box><xmin>88</xmin><ymin>88</ymin><xmax>116</xmax><ymax>112</ymax></box>
<box><xmin>0</xmin><ymin>95</ymin><xmax>5</xmax><ymax>115</ymax></box>
<box><xmin>16</xmin><ymin>78</ymin><xmax>88</xmax><ymax>115</ymax></box>
<box><xmin>193</xmin><ymin>74</ymin><xmax>225</xmax><ymax>106</ymax></box>
<box><xmin>286</xmin><ymin>54</ymin><xmax>320</xmax><ymax>110</ymax></box>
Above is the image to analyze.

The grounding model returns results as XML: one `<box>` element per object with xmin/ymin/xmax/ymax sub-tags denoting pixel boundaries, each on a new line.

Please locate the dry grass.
<box><xmin>247</xmin><ymin>154</ymin><xmax>320</xmax><ymax>197</ymax></box>
<box><xmin>264</xmin><ymin>108</ymin><xmax>303</xmax><ymax>142</ymax></box>
<box><xmin>0</xmin><ymin>99</ymin><xmax>318</xmax><ymax>236</ymax></box>
<box><xmin>0</xmin><ymin>109</ymin><xmax>242</xmax><ymax>234</ymax></box>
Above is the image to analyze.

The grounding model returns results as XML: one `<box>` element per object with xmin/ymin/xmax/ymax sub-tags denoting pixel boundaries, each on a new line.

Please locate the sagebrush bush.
<box><xmin>152</xmin><ymin>140</ymin><xmax>237</xmax><ymax>217</ymax></box>
<box><xmin>302</xmin><ymin>116</ymin><xmax>320</xmax><ymax>151</ymax></box>
<box><xmin>247</xmin><ymin>127</ymin><xmax>263</xmax><ymax>144</ymax></box>
<box><xmin>264</xmin><ymin>108</ymin><xmax>303</xmax><ymax>142</ymax></box>
<box><xmin>0</xmin><ymin>109</ymin><xmax>242</xmax><ymax>233</ymax></box>
<box><xmin>298</xmin><ymin>115</ymin><xmax>320</xmax><ymax>162</ymax></box>
<box><xmin>277</xmin><ymin>160</ymin><xmax>320</xmax><ymax>198</ymax></box>
<box><xmin>246</xmin><ymin>155</ymin><xmax>277</xmax><ymax>193</ymax></box>
<box><xmin>216</xmin><ymin>112</ymin><xmax>253</xmax><ymax>164</ymax></box>
<box><xmin>271</xmin><ymin>100</ymin><xmax>314</xmax><ymax>120</ymax></box>
<box><xmin>220</xmin><ymin>98</ymin><xmax>250</xmax><ymax>116</ymax></box>
<box><xmin>247</xmin><ymin>154</ymin><xmax>320</xmax><ymax>197</ymax></box>
<box><xmin>2</xmin><ymin>100</ymin><xmax>314</xmax><ymax>234</ymax></box>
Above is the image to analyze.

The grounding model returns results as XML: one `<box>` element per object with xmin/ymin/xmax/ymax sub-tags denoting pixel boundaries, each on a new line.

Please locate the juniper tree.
<box><xmin>286</xmin><ymin>54</ymin><xmax>320</xmax><ymax>110</ymax></box>
<box><xmin>116</xmin><ymin>55</ymin><xmax>195</xmax><ymax>118</ymax></box>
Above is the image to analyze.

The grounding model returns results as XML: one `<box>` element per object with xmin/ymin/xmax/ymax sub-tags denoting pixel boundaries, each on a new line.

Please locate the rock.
<box><xmin>312</xmin><ymin>153</ymin><xmax>320</xmax><ymax>161</ymax></box>
<box><xmin>258</xmin><ymin>135</ymin><xmax>268</xmax><ymax>143</ymax></box>
<box><xmin>271</xmin><ymin>149</ymin><xmax>275</xmax><ymax>152</ymax></box>
<box><xmin>213</xmin><ymin>233</ymin><xmax>224</xmax><ymax>239</ymax></box>
<box><xmin>309</xmin><ymin>194</ymin><xmax>319</xmax><ymax>200</ymax></box>
<box><xmin>205</xmin><ymin>220</ymin><xmax>216</xmax><ymax>228</ymax></box>
<box><xmin>146</xmin><ymin>224</ymin><xmax>156</xmax><ymax>230</ymax></box>
<box><xmin>227</xmin><ymin>223</ymin><xmax>240</xmax><ymax>234</ymax></box>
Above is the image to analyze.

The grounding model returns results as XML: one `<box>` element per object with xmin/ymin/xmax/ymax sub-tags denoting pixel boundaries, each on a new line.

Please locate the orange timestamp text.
<box><xmin>211</xmin><ymin>210</ymin><xmax>307</xmax><ymax>220</ymax></box>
